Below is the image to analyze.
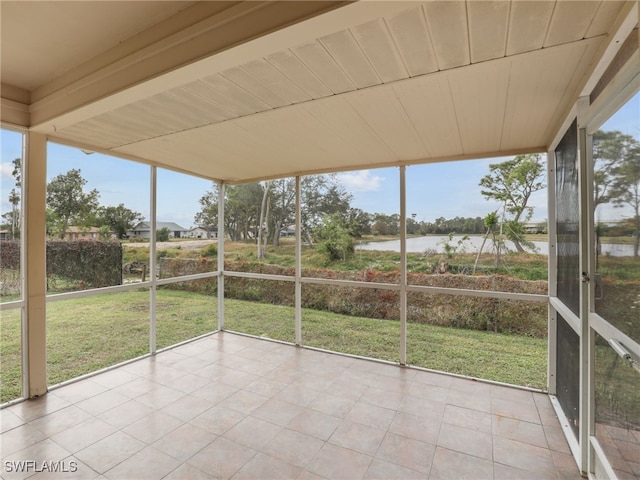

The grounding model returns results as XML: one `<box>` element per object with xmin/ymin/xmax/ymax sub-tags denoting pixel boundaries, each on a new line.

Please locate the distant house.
<box><xmin>62</xmin><ymin>226</ymin><xmax>101</xmax><ymax>241</ymax></box>
<box><xmin>279</xmin><ymin>226</ymin><xmax>295</xmax><ymax>237</ymax></box>
<box><xmin>129</xmin><ymin>222</ymin><xmax>188</xmax><ymax>239</ymax></box>
<box><xmin>523</xmin><ymin>222</ymin><xmax>547</xmax><ymax>234</ymax></box>
<box><xmin>187</xmin><ymin>226</ymin><xmax>218</xmax><ymax>239</ymax></box>
<box><xmin>0</xmin><ymin>230</ymin><xmax>10</xmax><ymax>240</ymax></box>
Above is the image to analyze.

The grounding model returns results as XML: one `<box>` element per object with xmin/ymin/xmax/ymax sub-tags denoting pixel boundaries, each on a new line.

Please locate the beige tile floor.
<box><xmin>1</xmin><ymin>332</ymin><xmax>581</xmax><ymax>479</ymax></box>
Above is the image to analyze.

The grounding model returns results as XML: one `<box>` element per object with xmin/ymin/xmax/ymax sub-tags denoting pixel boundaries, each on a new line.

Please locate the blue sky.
<box><xmin>1</xmin><ymin>92</ymin><xmax>638</xmax><ymax>227</ymax></box>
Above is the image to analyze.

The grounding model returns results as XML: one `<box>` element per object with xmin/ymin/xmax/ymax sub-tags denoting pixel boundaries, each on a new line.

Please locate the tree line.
<box><xmin>2</xmin><ymin>128</ymin><xmax>638</xmax><ymax>257</ymax></box>
<box><xmin>2</xmin><ymin>163</ymin><xmax>143</xmax><ymax>240</ymax></box>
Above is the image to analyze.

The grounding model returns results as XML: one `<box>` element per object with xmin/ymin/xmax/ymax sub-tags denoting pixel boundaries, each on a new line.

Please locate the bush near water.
<box><xmin>159</xmin><ymin>257</ymin><xmax>548</xmax><ymax>337</ymax></box>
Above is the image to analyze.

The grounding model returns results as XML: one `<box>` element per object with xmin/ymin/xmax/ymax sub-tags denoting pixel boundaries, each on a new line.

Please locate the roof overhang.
<box><xmin>2</xmin><ymin>1</ymin><xmax>639</xmax><ymax>183</ymax></box>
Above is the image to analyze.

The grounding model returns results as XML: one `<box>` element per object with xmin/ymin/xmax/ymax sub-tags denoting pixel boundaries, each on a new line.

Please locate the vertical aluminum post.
<box><xmin>295</xmin><ymin>176</ymin><xmax>302</xmax><ymax>345</ymax></box>
<box><xmin>547</xmin><ymin>149</ymin><xmax>558</xmax><ymax>395</ymax></box>
<box><xmin>577</xmin><ymin>97</ymin><xmax>592</xmax><ymax>476</ymax></box>
<box><xmin>24</xmin><ymin>132</ymin><xmax>47</xmax><ymax>397</ymax></box>
<box><xmin>400</xmin><ymin>166</ymin><xmax>407</xmax><ymax>365</ymax></box>
<box><xmin>149</xmin><ymin>166</ymin><xmax>157</xmax><ymax>354</ymax></box>
<box><xmin>217</xmin><ymin>182</ymin><xmax>225</xmax><ymax>330</ymax></box>
<box><xmin>19</xmin><ymin>132</ymin><xmax>28</xmax><ymax>399</ymax></box>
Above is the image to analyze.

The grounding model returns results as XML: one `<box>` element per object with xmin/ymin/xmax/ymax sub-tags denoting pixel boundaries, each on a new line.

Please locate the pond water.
<box><xmin>356</xmin><ymin>235</ymin><xmax>635</xmax><ymax>257</ymax></box>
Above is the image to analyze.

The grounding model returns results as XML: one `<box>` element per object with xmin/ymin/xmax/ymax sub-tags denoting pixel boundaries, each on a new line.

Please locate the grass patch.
<box><xmin>0</xmin><ymin>309</ymin><xmax>21</xmax><ymax>402</ymax></box>
<box><xmin>1</xmin><ymin>290</ymin><xmax>548</xmax><ymax>403</ymax></box>
<box><xmin>223</xmin><ymin>299</ymin><xmax>547</xmax><ymax>389</ymax></box>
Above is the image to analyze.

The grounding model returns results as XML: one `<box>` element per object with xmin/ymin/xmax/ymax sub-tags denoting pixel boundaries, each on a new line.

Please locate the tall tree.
<box><xmin>194</xmin><ymin>174</ymin><xmax>352</xmax><ymax>246</ymax></box>
<box><xmin>300</xmin><ymin>174</ymin><xmax>351</xmax><ymax>242</ymax></box>
<box><xmin>97</xmin><ymin>204</ymin><xmax>143</xmax><ymax>239</ymax></box>
<box><xmin>46</xmin><ymin>169</ymin><xmax>100</xmax><ymax>239</ymax></box>
<box><xmin>593</xmin><ymin>130</ymin><xmax>635</xmax><ymax>209</ymax></box>
<box><xmin>226</xmin><ymin>183</ymin><xmax>263</xmax><ymax>241</ymax></box>
<box><xmin>269</xmin><ymin>178</ymin><xmax>296</xmax><ymax>247</ymax></box>
<box><xmin>194</xmin><ymin>183</ymin><xmax>219</xmax><ymax>230</ymax></box>
<box><xmin>257</xmin><ymin>181</ymin><xmax>272</xmax><ymax>259</ymax></box>
<box><xmin>5</xmin><ymin>189</ymin><xmax>20</xmax><ymax>240</ymax></box>
<box><xmin>2</xmin><ymin>158</ymin><xmax>22</xmax><ymax>239</ymax></box>
<box><xmin>346</xmin><ymin>208</ymin><xmax>372</xmax><ymax>237</ymax></box>
<box><xmin>479</xmin><ymin>154</ymin><xmax>546</xmax><ymax>252</ymax></box>
<box><xmin>609</xmin><ymin>139</ymin><xmax>640</xmax><ymax>256</ymax></box>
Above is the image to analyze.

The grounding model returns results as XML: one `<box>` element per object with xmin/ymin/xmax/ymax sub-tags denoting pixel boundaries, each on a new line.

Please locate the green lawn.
<box><xmin>1</xmin><ymin>289</ymin><xmax>548</xmax><ymax>403</ymax></box>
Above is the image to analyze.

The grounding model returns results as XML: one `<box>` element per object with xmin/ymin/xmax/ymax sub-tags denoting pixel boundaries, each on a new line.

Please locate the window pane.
<box><xmin>0</xmin><ymin>308</ymin><xmax>22</xmax><ymax>403</ymax></box>
<box><xmin>156</xmin><ymin>280</ymin><xmax>217</xmax><ymax>349</ymax></box>
<box><xmin>593</xmin><ymin>92</ymin><xmax>640</xmax><ymax>344</ymax></box>
<box><xmin>555</xmin><ymin>119</ymin><xmax>580</xmax><ymax>316</ymax></box>
<box><xmin>224</xmin><ymin>279</ymin><xmax>295</xmax><ymax>344</ymax></box>
<box><xmin>301</xmin><ymin>284</ymin><xmax>400</xmax><ymax>363</ymax></box>
<box><xmin>1</xmin><ymin>129</ymin><xmax>23</xmax><ymax>302</ymax></box>
<box><xmin>403</xmin><ymin>160</ymin><xmax>548</xmax><ymax>291</ymax></box>
<box><xmin>556</xmin><ymin>313</ymin><xmax>580</xmax><ymax>439</ymax></box>
<box><xmin>407</xmin><ymin>293</ymin><xmax>547</xmax><ymax>389</ymax></box>
<box><xmin>157</xmin><ymin>169</ymin><xmax>218</xmax><ymax>279</ymax></box>
<box><xmin>46</xmin><ymin>144</ymin><xmax>150</xmax><ymax>293</ymax></box>
<box><xmin>47</xmin><ymin>291</ymin><xmax>149</xmax><ymax>385</ymax></box>
<box><xmin>594</xmin><ymin>331</ymin><xmax>640</xmax><ymax>479</ymax></box>
<box><xmin>303</xmin><ymin>169</ymin><xmax>399</xmax><ymax>282</ymax></box>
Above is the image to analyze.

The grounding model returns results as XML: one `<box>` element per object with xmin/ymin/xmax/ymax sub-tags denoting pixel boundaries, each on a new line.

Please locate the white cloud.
<box><xmin>337</xmin><ymin>170</ymin><xmax>382</xmax><ymax>192</ymax></box>
<box><xmin>0</xmin><ymin>162</ymin><xmax>15</xmax><ymax>181</ymax></box>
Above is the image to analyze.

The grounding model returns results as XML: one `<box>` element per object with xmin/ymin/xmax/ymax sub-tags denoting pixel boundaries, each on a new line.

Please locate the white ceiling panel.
<box><xmin>394</xmin><ymin>75</ymin><xmax>463</xmax><ymax>158</ymax></box>
<box><xmin>292</xmin><ymin>41</ymin><xmax>357</xmax><ymax>94</ymax></box>
<box><xmin>265</xmin><ymin>50</ymin><xmax>334</xmax><ymax>99</ymax></box>
<box><xmin>586</xmin><ymin>1</ymin><xmax>628</xmax><ymax>37</ymax></box>
<box><xmin>506</xmin><ymin>1</ymin><xmax>555</xmax><ymax>56</ymax></box>
<box><xmin>501</xmin><ymin>39</ymin><xmax>601</xmax><ymax>150</ymax></box>
<box><xmin>302</xmin><ymin>97</ymin><xmax>394</xmax><ymax>163</ymax></box>
<box><xmin>0</xmin><ymin>1</ymin><xmax>195</xmax><ymax>90</ymax></box>
<box><xmin>202</xmin><ymin>75</ymin><xmax>274</xmax><ymax>116</ymax></box>
<box><xmin>351</xmin><ymin>19</ymin><xmax>408</xmax><ymax>83</ymax></box>
<box><xmin>386</xmin><ymin>6</ymin><xmax>439</xmax><ymax>77</ymax></box>
<box><xmin>219</xmin><ymin>66</ymin><xmax>290</xmax><ymax>109</ymax></box>
<box><xmin>468</xmin><ymin>1</ymin><xmax>510</xmax><ymax>63</ymax></box>
<box><xmin>423</xmin><ymin>1</ymin><xmax>471</xmax><ymax>70</ymax></box>
<box><xmin>4</xmin><ymin>0</ymin><xmax>632</xmax><ymax>184</ymax></box>
<box><xmin>448</xmin><ymin>60</ymin><xmax>510</xmax><ymax>153</ymax></box>
<box><xmin>318</xmin><ymin>30</ymin><xmax>381</xmax><ymax>89</ymax></box>
<box><xmin>345</xmin><ymin>88</ymin><xmax>428</xmax><ymax>160</ymax></box>
<box><xmin>239</xmin><ymin>59</ymin><xmax>311</xmax><ymax>105</ymax></box>
<box><xmin>544</xmin><ymin>1</ymin><xmax>600</xmax><ymax>47</ymax></box>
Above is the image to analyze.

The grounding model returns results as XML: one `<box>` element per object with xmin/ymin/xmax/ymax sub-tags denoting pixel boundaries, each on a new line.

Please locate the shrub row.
<box><xmin>1</xmin><ymin>240</ymin><xmax>122</xmax><ymax>289</ymax></box>
<box><xmin>160</xmin><ymin>258</ymin><xmax>549</xmax><ymax>337</ymax></box>
<box><xmin>47</xmin><ymin>241</ymin><xmax>123</xmax><ymax>288</ymax></box>
<box><xmin>0</xmin><ymin>240</ymin><xmax>20</xmax><ymax>269</ymax></box>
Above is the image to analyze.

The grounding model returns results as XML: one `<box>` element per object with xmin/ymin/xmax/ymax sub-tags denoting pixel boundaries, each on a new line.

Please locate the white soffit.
<box><xmin>0</xmin><ymin>1</ymin><xmax>196</xmax><ymax>91</ymax></box>
<box><xmin>3</xmin><ymin>1</ymin><xmax>634</xmax><ymax>183</ymax></box>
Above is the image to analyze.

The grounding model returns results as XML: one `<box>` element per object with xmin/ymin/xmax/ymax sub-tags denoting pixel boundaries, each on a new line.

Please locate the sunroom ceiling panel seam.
<box><xmin>423</xmin><ymin>1</ymin><xmax>471</xmax><ymax>71</ymax></box>
<box><xmin>467</xmin><ymin>0</ymin><xmax>511</xmax><ymax>63</ymax></box>
<box><xmin>505</xmin><ymin>1</ymin><xmax>554</xmax><ymax>56</ymax></box>
<box><xmin>543</xmin><ymin>1</ymin><xmax>601</xmax><ymax>47</ymax></box>
<box><xmin>265</xmin><ymin>50</ymin><xmax>334</xmax><ymax>100</ymax></box>
<box><xmin>301</xmin><ymin>97</ymin><xmax>396</xmax><ymax>163</ymax></box>
<box><xmin>218</xmin><ymin>65</ymin><xmax>291</xmax><ymax>109</ymax></box>
<box><xmin>393</xmin><ymin>76</ymin><xmax>463</xmax><ymax>159</ymax></box>
<box><xmin>291</xmin><ymin>41</ymin><xmax>357</xmax><ymax>95</ymax></box>
<box><xmin>350</xmin><ymin>18</ymin><xmax>409</xmax><ymax>84</ymax></box>
<box><xmin>385</xmin><ymin>5</ymin><xmax>439</xmax><ymax>77</ymax></box>
<box><xmin>448</xmin><ymin>60</ymin><xmax>510</xmax><ymax>154</ymax></box>
<box><xmin>317</xmin><ymin>29</ymin><xmax>382</xmax><ymax>89</ymax></box>
<box><xmin>238</xmin><ymin>59</ymin><xmax>312</xmax><ymax>105</ymax></box>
